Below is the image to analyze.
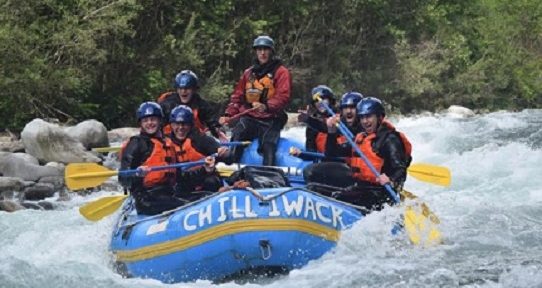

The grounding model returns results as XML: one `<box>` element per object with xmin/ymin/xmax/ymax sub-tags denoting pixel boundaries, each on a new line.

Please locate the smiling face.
<box><xmin>176</xmin><ymin>88</ymin><xmax>195</xmax><ymax>104</ymax></box>
<box><xmin>342</xmin><ymin>106</ymin><xmax>357</xmax><ymax>125</ymax></box>
<box><xmin>359</xmin><ymin>114</ymin><xmax>380</xmax><ymax>134</ymax></box>
<box><xmin>140</xmin><ymin>117</ymin><xmax>161</xmax><ymax>134</ymax></box>
<box><xmin>171</xmin><ymin>122</ymin><xmax>192</xmax><ymax>140</ymax></box>
<box><xmin>255</xmin><ymin>47</ymin><xmax>272</xmax><ymax>65</ymax></box>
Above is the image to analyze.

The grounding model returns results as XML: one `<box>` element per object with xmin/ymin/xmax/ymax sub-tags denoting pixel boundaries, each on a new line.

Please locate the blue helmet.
<box><xmin>310</xmin><ymin>85</ymin><xmax>335</xmax><ymax>106</ymax></box>
<box><xmin>136</xmin><ymin>102</ymin><xmax>163</xmax><ymax>120</ymax></box>
<box><xmin>253</xmin><ymin>36</ymin><xmax>275</xmax><ymax>51</ymax></box>
<box><xmin>174</xmin><ymin>70</ymin><xmax>198</xmax><ymax>89</ymax></box>
<box><xmin>340</xmin><ymin>92</ymin><xmax>364</xmax><ymax>108</ymax></box>
<box><xmin>357</xmin><ymin>97</ymin><xmax>385</xmax><ymax>117</ymax></box>
<box><xmin>170</xmin><ymin>105</ymin><xmax>194</xmax><ymax>124</ymax></box>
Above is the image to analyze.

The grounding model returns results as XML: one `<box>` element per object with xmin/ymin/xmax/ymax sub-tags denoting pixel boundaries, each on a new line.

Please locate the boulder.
<box><xmin>2</xmin><ymin>154</ymin><xmax>63</xmax><ymax>182</ymax></box>
<box><xmin>38</xmin><ymin>201</ymin><xmax>55</xmax><ymax>210</ymax></box>
<box><xmin>0</xmin><ymin>140</ymin><xmax>25</xmax><ymax>153</ymax></box>
<box><xmin>12</xmin><ymin>153</ymin><xmax>39</xmax><ymax>165</ymax></box>
<box><xmin>0</xmin><ymin>177</ymin><xmax>25</xmax><ymax>194</ymax></box>
<box><xmin>21</xmin><ymin>202</ymin><xmax>44</xmax><ymax>210</ymax></box>
<box><xmin>64</xmin><ymin>119</ymin><xmax>109</xmax><ymax>150</ymax></box>
<box><xmin>444</xmin><ymin>105</ymin><xmax>476</xmax><ymax>117</ymax></box>
<box><xmin>107</xmin><ymin>127</ymin><xmax>139</xmax><ymax>143</ymax></box>
<box><xmin>20</xmin><ymin>119</ymin><xmax>101</xmax><ymax>164</ymax></box>
<box><xmin>38</xmin><ymin>176</ymin><xmax>65</xmax><ymax>190</ymax></box>
<box><xmin>0</xmin><ymin>200</ymin><xmax>25</xmax><ymax>212</ymax></box>
<box><xmin>23</xmin><ymin>183</ymin><xmax>56</xmax><ymax>201</ymax></box>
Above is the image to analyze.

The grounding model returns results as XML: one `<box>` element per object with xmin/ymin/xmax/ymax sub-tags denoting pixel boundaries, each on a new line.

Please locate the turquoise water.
<box><xmin>1</xmin><ymin>110</ymin><xmax>541</xmax><ymax>288</ymax></box>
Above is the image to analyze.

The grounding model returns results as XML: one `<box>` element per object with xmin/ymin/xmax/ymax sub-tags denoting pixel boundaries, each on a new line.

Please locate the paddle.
<box><xmin>78</xmin><ymin>195</ymin><xmax>128</xmax><ymax>222</ymax></box>
<box><xmin>65</xmin><ymin>160</ymin><xmax>206</xmax><ymax>190</ymax></box>
<box><xmin>224</xmin><ymin>107</ymin><xmax>256</xmax><ymax>125</ymax></box>
<box><xmin>291</xmin><ymin>149</ymin><xmax>450</xmax><ymax>187</ymax></box>
<box><xmin>72</xmin><ymin>155</ymin><xmax>218</xmax><ymax>221</ymax></box>
<box><xmin>314</xmin><ymin>94</ymin><xmax>399</xmax><ymax>202</ymax></box>
<box><xmin>314</xmin><ymin>94</ymin><xmax>442</xmax><ymax>245</ymax></box>
<box><xmin>92</xmin><ymin>141</ymin><xmax>252</xmax><ymax>153</ymax></box>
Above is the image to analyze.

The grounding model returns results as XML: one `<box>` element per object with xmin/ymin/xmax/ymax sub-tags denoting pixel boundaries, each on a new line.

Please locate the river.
<box><xmin>1</xmin><ymin>109</ymin><xmax>541</xmax><ymax>288</ymax></box>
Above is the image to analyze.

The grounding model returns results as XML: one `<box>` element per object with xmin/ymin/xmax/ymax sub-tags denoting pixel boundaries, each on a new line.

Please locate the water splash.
<box><xmin>1</xmin><ymin>110</ymin><xmax>541</xmax><ymax>287</ymax></box>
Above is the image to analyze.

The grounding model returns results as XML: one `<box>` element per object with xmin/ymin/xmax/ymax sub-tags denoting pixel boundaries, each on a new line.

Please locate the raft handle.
<box><xmin>259</xmin><ymin>240</ymin><xmax>272</xmax><ymax>260</ymax></box>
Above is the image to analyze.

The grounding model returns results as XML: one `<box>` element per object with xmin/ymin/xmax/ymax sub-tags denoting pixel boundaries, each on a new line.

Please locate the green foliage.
<box><xmin>1</xmin><ymin>0</ymin><xmax>541</xmax><ymax>130</ymax></box>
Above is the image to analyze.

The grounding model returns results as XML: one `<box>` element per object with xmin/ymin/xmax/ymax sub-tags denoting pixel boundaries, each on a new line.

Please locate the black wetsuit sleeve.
<box><xmin>159</xmin><ymin>95</ymin><xmax>180</xmax><ymax>124</ymax></box>
<box><xmin>305</xmin><ymin>126</ymin><xmax>319</xmax><ymax>152</ymax></box>
<box><xmin>325</xmin><ymin>132</ymin><xmax>352</xmax><ymax>158</ymax></box>
<box><xmin>305</xmin><ymin>115</ymin><xmax>328</xmax><ymax>133</ymax></box>
<box><xmin>119</xmin><ymin>137</ymin><xmax>145</xmax><ymax>188</ymax></box>
<box><xmin>197</xmin><ymin>97</ymin><xmax>223</xmax><ymax>138</ymax></box>
<box><xmin>191</xmin><ymin>131</ymin><xmax>234</xmax><ymax>165</ymax></box>
<box><xmin>379</xmin><ymin>133</ymin><xmax>408</xmax><ymax>185</ymax></box>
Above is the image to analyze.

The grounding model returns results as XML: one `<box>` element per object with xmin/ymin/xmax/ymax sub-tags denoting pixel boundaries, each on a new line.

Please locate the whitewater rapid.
<box><xmin>1</xmin><ymin>110</ymin><xmax>541</xmax><ymax>288</ymax></box>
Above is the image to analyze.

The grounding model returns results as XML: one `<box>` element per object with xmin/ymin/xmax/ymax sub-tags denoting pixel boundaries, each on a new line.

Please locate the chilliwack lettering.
<box><xmin>181</xmin><ymin>195</ymin><xmax>345</xmax><ymax>232</ymax></box>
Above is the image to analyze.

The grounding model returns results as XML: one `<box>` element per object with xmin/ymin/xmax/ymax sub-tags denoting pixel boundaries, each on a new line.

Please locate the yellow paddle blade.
<box><xmin>407</xmin><ymin>163</ymin><xmax>451</xmax><ymax>187</ymax></box>
<box><xmin>218</xmin><ymin>168</ymin><xmax>234</xmax><ymax>177</ymax></box>
<box><xmin>404</xmin><ymin>205</ymin><xmax>442</xmax><ymax>246</ymax></box>
<box><xmin>79</xmin><ymin>195</ymin><xmax>128</xmax><ymax>221</ymax></box>
<box><xmin>92</xmin><ymin>147</ymin><xmax>121</xmax><ymax>153</ymax></box>
<box><xmin>65</xmin><ymin>163</ymin><xmax>118</xmax><ymax>190</ymax></box>
<box><xmin>401</xmin><ymin>190</ymin><xmax>440</xmax><ymax>225</ymax></box>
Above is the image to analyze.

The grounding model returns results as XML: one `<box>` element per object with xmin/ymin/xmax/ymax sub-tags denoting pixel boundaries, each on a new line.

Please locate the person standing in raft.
<box><xmin>323</xmin><ymin>97</ymin><xmax>412</xmax><ymax>211</ymax></box>
<box><xmin>158</xmin><ymin>70</ymin><xmax>228</xmax><ymax>142</ymax></box>
<box><xmin>167</xmin><ymin>105</ymin><xmax>234</xmax><ymax>201</ymax></box>
<box><xmin>299</xmin><ymin>91</ymin><xmax>365</xmax><ymax>186</ymax></box>
<box><xmin>219</xmin><ymin>35</ymin><xmax>291</xmax><ymax>166</ymax></box>
<box><xmin>118</xmin><ymin>102</ymin><xmax>209</xmax><ymax>215</ymax></box>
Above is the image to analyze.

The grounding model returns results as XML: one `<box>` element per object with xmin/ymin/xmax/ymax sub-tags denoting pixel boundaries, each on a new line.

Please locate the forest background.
<box><xmin>1</xmin><ymin>0</ymin><xmax>541</xmax><ymax>129</ymax></box>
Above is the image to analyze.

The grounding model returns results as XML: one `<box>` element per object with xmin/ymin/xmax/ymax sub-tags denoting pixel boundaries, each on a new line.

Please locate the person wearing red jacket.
<box><xmin>219</xmin><ymin>35</ymin><xmax>291</xmax><ymax>166</ymax></box>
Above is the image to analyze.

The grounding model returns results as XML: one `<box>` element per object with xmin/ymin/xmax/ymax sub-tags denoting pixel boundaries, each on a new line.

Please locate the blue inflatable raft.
<box><xmin>110</xmin><ymin>187</ymin><xmax>364</xmax><ymax>284</ymax></box>
<box><xmin>239</xmin><ymin>137</ymin><xmax>312</xmax><ymax>169</ymax></box>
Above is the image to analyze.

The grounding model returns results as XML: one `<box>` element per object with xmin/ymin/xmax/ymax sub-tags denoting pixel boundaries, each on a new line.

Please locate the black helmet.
<box><xmin>174</xmin><ymin>70</ymin><xmax>198</xmax><ymax>89</ymax></box>
<box><xmin>357</xmin><ymin>97</ymin><xmax>385</xmax><ymax>117</ymax></box>
<box><xmin>339</xmin><ymin>92</ymin><xmax>363</xmax><ymax>108</ymax></box>
<box><xmin>252</xmin><ymin>36</ymin><xmax>275</xmax><ymax>52</ymax></box>
<box><xmin>310</xmin><ymin>85</ymin><xmax>335</xmax><ymax>106</ymax></box>
<box><xmin>136</xmin><ymin>102</ymin><xmax>163</xmax><ymax>120</ymax></box>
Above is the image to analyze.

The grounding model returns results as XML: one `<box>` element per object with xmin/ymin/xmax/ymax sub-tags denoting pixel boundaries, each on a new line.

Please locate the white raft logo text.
<box><xmin>180</xmin><ymin>195</ymin><xmax>345</xmax><ymax>231</ymax></box>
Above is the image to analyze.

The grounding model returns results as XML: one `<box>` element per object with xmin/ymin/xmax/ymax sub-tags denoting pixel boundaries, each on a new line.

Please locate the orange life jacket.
<box><xmin>314</xmin><ymin>114</ymin><xmax>353</xmax><ymax>165</ymax></box>
<box><xmin>245</xmin><ymin>72</ymin><xmax>275</xmax><ymax>104</ymax></box>
<box><xmin>350</xmin><ymin>121</ymin><xmax>412</xmax><ymax>184</ymax></box>
<box><xmin>157</xmin><ymin>91</ymin><xmax>171</xmax><ymax>103</ymax></box>
<box><xmin>140</xmin><ymin>137</ymin><xmax>177</xmax><ymax>187</ymax></box>
<box><xmin>172</xmin><ymin>137</ymin><xmax>206</xmax><ymax>164</ymax></box>
<box><xmin>314</xmin><ymin>133</ymin><xmax>351</xmax><ymax>165</ymax></box>
<box><xmin>315</xmin><ymin>132</ymin><xmax>327</xmax><ymax>153</ymax></box>
<box><xmin>118</xmin><ymin>136</ymin><xmax>176</xmax><ymax>187</ymax></box>
<box><xmin>162</xmin><ymin>107</ymin><xmax>205</xmax><ymax>135</ymax></box>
